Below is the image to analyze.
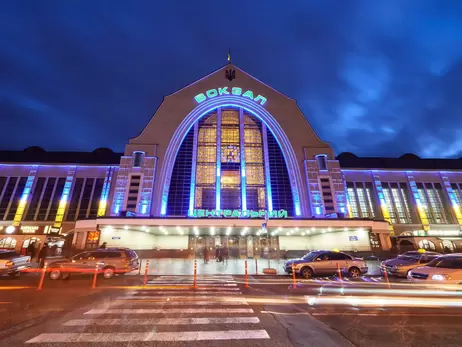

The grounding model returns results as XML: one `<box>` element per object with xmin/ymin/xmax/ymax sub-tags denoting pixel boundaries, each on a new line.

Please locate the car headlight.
<box><xmin>431</xmin><ymin>274</ymin><xmax>451</xmax><ymax>281</ymax></box>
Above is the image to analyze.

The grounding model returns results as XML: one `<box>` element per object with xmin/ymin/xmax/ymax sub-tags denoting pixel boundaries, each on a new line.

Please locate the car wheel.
<box><xmin>49</xmin><ymin>269</ymin><xmax>62</xmax><ymax>280</ymax></box>
<box><xmin>348</xmin><ymin>267</ymin><xmax>361</xmax><ymax>278</ymax></box>
<box><xmin>301</xmin><ymin>267</ymin><xmax>313</xmax><ymax>279</ymax></box>
<box><xmin>103</xmin><ymin>266</ymin><xmax>115</xmax><ymax>279</ymax></box>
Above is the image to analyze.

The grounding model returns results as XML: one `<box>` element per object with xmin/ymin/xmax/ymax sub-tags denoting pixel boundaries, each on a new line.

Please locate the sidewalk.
<box><xmin>131</xmin><ymin>258</ymin><xmax>381</xmax><ymax>276</ymax></box>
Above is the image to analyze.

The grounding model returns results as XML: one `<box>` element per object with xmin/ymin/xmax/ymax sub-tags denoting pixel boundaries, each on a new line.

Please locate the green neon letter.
<box><xmin>251</xmin><ymin>211</ymin><xmax>259</xmax><ymax>218</ymax></box>
<box><xmin>232</xmin><ymin>210</ymin><xmax>240</xmax><ymax>217</ymax></box>
<box><xmin>218</xmin><ymin>87</ymin><xmax>229</xmax><ymax>95</ymax></box>
<box><xmin>278</xmin><ymin>210</ymin><xmax>288</xmax><ymax>218</ymax></box>
<box><xmin>269</xmin><ymin>210</ymin><xmax>278</xmax><ymax>218</ymax></box>
<box><xmin>258</xmin><ymin>210</ymin><xmax>266</xmax><ymax>218</ymax></box>
<box><xmin>197</xmin><ymin>209</ymin><xmax>205</xmax><ymax>217</ymax></box>
<box><xmin>206</xmin><ymin>89</ymin><xmax>218</xmax><ymax>98</ymax></box>
<box><xmin>231</xmin><ymin>87</ymin><xmax>242</xmax><ymax>96</ymax></box>
<box><xmin>194</xmin><ymin>93</ymin><xmax>206</xmax><ymax>103</ymax></box>
<box><xmin>242</xmin><ymin>90</ymin><xmax>254</xmax><ymax>100</ymax></box>
<box><xmin>254</xmin><ymin>95</ymin><xmax>267</xmax><ymax>106</ymax></box>
<box><xmin>205</xmin><ymin>209</ymin><xmax>216</xmax><ymax>217</ymax></box>
<box><xmin>223</xmin><ymin>209</ymin><xmax>232</xmax><ymax>217</ymax></box>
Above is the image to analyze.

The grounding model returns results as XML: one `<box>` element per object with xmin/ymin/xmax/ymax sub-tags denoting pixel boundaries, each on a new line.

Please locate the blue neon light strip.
<box><xmin>159</xmin><ymin>96</ymin><xmax>303</xmax><ymax>217</ymax></box>
<box><xmin>239</xmin><ymin>108</ymin><xmax>247</xmax><ymax>211</ymax></box>
<box><xmin>188</xmin><ymin>123</ymin><xmax>199</xmax><ymax>216</ymax></box>
<box><xmin>262</xmin><ymin>124</ymin><xmax>273</xmax><ymax>212</ymax></box>
<box><xmin>215</xmin><ymin>108</ymin><xmax>222</xmax><ymax>210</ymax></box>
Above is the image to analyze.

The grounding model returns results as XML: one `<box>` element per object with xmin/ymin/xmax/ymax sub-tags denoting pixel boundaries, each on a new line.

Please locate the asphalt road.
<box><xmin>0</xmin><ymin>273</ymin><xmax>461</xmax><ymax>346</ymax></box>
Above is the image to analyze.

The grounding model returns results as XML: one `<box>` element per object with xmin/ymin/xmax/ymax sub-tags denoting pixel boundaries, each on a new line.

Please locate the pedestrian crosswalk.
<box><xmin>25</xmin><ymin>275</ymin><xmax>271</xmax><ymax>344</ymax></box>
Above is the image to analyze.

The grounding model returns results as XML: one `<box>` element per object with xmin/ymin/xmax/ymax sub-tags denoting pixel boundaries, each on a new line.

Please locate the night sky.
<box><xmin>1</xmin><ymin>1</ymin><xmax>462</xmax><ymax>158</ymax></box>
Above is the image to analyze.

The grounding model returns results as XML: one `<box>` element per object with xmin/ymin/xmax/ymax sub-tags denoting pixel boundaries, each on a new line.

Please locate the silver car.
<box><xmin>381</xmin><ymin>251</ymin><xmax>441</xmax><ymax>277</ymax></box>
<box><xmin>284</xmin><ymin>250</ymin><xmax>368</xmax><ymax>279</ymax></box>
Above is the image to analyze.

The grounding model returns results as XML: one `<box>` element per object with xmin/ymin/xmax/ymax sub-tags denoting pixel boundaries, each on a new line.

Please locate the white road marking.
<box><xmin>85</xmin><ymin>308</ymin><xmax>254</xmax><ymax>314</ymax></box>
<box><xmin>64</xmin><ymin>317</ymin><xmax>260</xmax><ymax>326</ymax></box>
<box><xmin>117</xmin><ymin>295</ymin><xmax>244</xmax><ymax>300</ymax></box>
<box><xmin>146</xmin><ymin>282</ymin><xmax>237</xmax><ymax>287</ymax></box>
<box><xmin>136</xmin><ymin>291</ymin><xmax>243</xmax><ymax>295</ymax></box>
<box><xmin>26</xmin><ymin>330</ymin><xmax>270</xmax><ymax>343</ymax></box>
<box><xmin>136</xmin><ymin>286</ymin><xmax>241</xmax><ymax>291</ymax></box>
<box><xmin>112</xmin><ymin>300</ymin><xmax>248</xmax><ymax>306</ymax></box>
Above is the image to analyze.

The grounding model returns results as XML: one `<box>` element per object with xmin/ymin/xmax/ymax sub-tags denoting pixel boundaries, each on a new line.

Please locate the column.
<box><xmin>239</xmin><ymin>108</ymin><xmax>247</xmax><ymax>210</ymax></box>
<box><xmin>97</xmin><ymin>167</ymin><xmax>115</xmax><ymax>217</ymax></box>
<box><xmin>54</xmin><ymin>166</ymin><xmax>77</xmax><ymax>228</ymax></box>
<box><xmin>262</xmin><ymin>124</ymin><xmax>273</xmax><ymax>211</ymax></box>
<box><xmin>371</xmin><ymin>174</ymin><xmax>394</xmax><ymax>234</ymax></box>
<box><xmin>440</xmin><ymin>172</ymin><xmax>462</xmax><ymax>228</ymax></box>
<box><xmin>215</xmin><ymin>108</ymin><xmax>222</xmax><ymax>210</ymax></box>
<box><xmin>13</xmin><ymin>166</ymin><xmax>38</xmax><ymax>226</ymax></box>
<box><xmin>406</xmin><ymin>172</ymin><xmax>430</xmax><ymax>231</ymax></box>
<box><xmin>188</xmin><ymin>123</ymin><xmax>199</xmax><ymax>216</ymax></box>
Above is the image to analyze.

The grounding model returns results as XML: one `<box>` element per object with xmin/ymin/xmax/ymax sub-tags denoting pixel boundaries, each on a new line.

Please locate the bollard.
<box><xmin>193</xmin><ymin>259</ymin><xmax>197</xmax><ymax>288</ymax></box>
<box><xmin>37</xmin><ymin>263</ymin><xmax>47</xmax><ymax>291</ymax></box>
<box><xmin>336</xmin><ymin>262</ymin><xmax>343</xmax><ymax>282</ymax></box>
<box><xmin>255</xmin><ymin>258</ymin><xmax>258</xmax><ymax>275</ymax></box>
<box><xmin>91</xmin><ymin>263</ymin><xmax>99</xmax><ymax>289</ymax></box>
<box><xmin>291</xmin><ymin>262</ymin><xmax>296</xmax><ymax>287</ymax></box>
<box><xmin>143</xmin><ymin>259</ymin><xmax>150</xmax><ymax>287</ymax></box>
<box><xmin>382</xmin><ymin>265</ymin><xmax>391</xmax><ymax>289</ymax></box>
<box><xmin>244</xmin><ymin>260</ymin><xmax>249</xmax><ymax>288</ymax></box>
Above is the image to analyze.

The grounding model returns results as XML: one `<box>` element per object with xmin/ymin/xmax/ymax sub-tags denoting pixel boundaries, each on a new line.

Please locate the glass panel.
<box><xmin>382</xmin><ymin>188</ymin><xmax>397</xmax><ymax>223</ymax></box>
<box><xmin>347</xmin><ymin>188</ymin><xmax>360</xmax><ymax>218</ymax></box>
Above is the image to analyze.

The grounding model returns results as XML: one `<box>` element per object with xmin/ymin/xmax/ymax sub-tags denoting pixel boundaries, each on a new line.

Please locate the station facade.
<box><xmin>1</xmin><ymin>62</ymin><xmax>462</xmax><ymax>258</ymax></box>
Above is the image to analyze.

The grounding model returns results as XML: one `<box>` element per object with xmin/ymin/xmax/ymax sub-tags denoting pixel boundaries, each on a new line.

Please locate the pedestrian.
<box><xmin>50</xmin><ymin>244</ymin><xmax>58</xmax><ymax>256</ymax></box>
<box><xmin>222</xmin><ymin>246</ymin><xmax>229</xmax><ymax>264</ymax></box>
<box><xmin>203</xmin><ymin>246</ymin><xmax>209</xmax><ymax>264</ymax></box>
<box><xmin>217</xmin><ymin>246</ymin><xmax>223</xmax><ymax>263</ymax></box>
<box><xmin>100</xmin><ymin>242</ymin><xmax>107</xmax><ymax>249</ymax></box>
<box><xmin>38</xmin><ymin>243</ymin><xmax>49</xmax><ymax>268</ymax></box>
<box><xmin>27</xmin><ymin>241</ymin><xmax>35</xmax><ymax>259</ymax></box>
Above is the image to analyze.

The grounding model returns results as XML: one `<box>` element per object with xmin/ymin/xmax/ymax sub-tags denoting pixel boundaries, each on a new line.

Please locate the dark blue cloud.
<box><xmin>1</xmin><ymin>0</ymin><xmax>462</xmax><ymax>158</ymax></box>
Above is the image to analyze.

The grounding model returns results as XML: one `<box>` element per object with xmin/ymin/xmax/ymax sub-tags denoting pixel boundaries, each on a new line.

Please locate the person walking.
<box><xmin>38</xmin><ymin>243</ymin><xmax>49</xmax><ymax>268</ymax></box>
<box><xmin>222</xmin><ymin>246</ymin><xmax>229</xmax><ymax>264</ymax></box>
<box><xmin>203</xmin><ymin>246</ymin><xmax>209</xmax><ymax>264</ymax></box>
<box><xmin>27</xmin><ymin>241</ymin><xmax>36</xmax><ymax>260</ymax></box>
<box><xmin>100</xmin><ymin>242</ymin><xmax>107</xmax><ymax>249</ymax></box>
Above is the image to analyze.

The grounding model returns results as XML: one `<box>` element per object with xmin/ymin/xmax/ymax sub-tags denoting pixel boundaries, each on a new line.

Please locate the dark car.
<box><xmin>381</xmin><ymin>251</ymin><xmax>441</xmax><ymax>277</ymax></box>
<box><xmin>47</xmin><ymin>247</ymin><xmax>140</xmax><ymax>280</ymax></box>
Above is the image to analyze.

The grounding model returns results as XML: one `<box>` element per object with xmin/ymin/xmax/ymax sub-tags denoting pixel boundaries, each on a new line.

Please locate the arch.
<box><xmin>418</xmin><ymin>239</ymin><xmax>436</xmax><ymax>251</ymax></box>
<box><xmin>157</xmin><ymin>96</ymin><xmax>304</xmax><ymax>217</ymax></box>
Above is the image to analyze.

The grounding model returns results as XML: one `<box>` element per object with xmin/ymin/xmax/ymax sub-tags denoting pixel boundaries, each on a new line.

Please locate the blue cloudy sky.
<box><xmin>1</xmin><ymin>0</ymin><xmax>462</xmax><ymax>158</ymax></box>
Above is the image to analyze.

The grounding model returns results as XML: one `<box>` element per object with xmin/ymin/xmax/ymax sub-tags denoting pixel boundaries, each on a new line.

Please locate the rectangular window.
<box><xmin>380</xmin><ymin>182</ymin><xmax>412</xmax><ymax>223</ymax></box>
<box><xmin>417</xmin><ymin>182</ymin><xmax>452</xmax><ymax>224</ymax></box>
<box><xmin>46</xmin><ymin>177</ymin><xmax>66</xmax><ymax>221</ymax></box>
<box><xmin>65</xmin><ymin>178</ymin><xmax>84</xmax><ymax>221</ymax></box>
<box><xmin>77</xmin><ymin>178</ymin><xmax>94</xmax><ymax>220</ymax></box>
<box><xmin>88</xmin><ymin>178</ymin><xmax>105</xmax><ymax>218</ymax></box>
<box><xmin>6</xmin><ymin>177</ymin><xmax>27</xmax><ymax>220</ymax></box>
<box><xmin>0</xmin><ymin>177</ymin><xmax>18</xmax><ymax>220</ymax></box>
<box><xmin>346</xmin><ymin>182</ymin><xmax>376</xmax><ymax>219</ymax></box>
<box><xmin>25</xmin><ymin>177</ymin><xmax>46</xmax><ymax>220</ymax></box>
<box><xmin>36</xmin><ymin>178</ymin><xmax>56</xmax><ymax>221</ymax></box>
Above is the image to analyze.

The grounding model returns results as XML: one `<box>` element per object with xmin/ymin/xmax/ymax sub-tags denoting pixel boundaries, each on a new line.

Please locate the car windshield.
<box><xmin>397</xmin><ymin>254</ymin><xmax>420</xmax><ymax>261</ymax></box>
<box><xmin>426</xmin><ymin>257</ymin><xmax>462</xmax><ymax>269</ymax></box>
<box><xmin>302</xmin><ymin>252</ymin><xmax>321</xmax><ymax>261</ymax></box>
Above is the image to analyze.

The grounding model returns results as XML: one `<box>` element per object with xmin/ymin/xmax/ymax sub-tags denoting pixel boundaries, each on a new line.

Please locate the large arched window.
<box><xmin>166</xmin><ymin>107</ymin><xmax>294</xmax><ymax>217</ymax></box>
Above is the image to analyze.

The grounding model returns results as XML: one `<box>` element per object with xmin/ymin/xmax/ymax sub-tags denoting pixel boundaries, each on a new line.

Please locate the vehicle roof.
<box><xmin>0</xmin><ymin>250</ymin><xmax>16</xmax><ymax>253</ymax></box>
<box><xmin>403</xmin><ymin>251</ymin><xmax>441</xmax><ymax>255</ymax></box>
<box><xmin>435</xmin><ymin>253</ymin><xmax>462</xmax><ymax>258</ymax></box>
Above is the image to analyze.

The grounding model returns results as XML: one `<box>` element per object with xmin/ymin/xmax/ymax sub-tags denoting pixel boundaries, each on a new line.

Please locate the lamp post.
<box><xmin>262</xmin><ymin>212</ymin><xmax>277</xmax><ymax>274</ymax></box>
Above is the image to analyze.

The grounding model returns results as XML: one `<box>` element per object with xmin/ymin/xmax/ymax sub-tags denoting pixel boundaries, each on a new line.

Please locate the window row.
<box><xmin>0</xmin><ymin>176</ymin><xmax>105</xmax><ymax>222</ymax></box>
<box><xmin>346</xmin><ymin>181</ymin><xmax>457</xmax><ymax>224</ymax></box>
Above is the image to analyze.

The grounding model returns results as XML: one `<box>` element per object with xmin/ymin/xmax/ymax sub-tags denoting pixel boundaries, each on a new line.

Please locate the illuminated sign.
<box><xmin>191</xmin><ymin>209</ymin><xmax>288</xmax><ymax>218</ymax></box>
<box><xmin>194</xmin><ymin>87</ymin><xmax>267</xmax><ymax>106</ymax></box>
<box><xmin>20</xmin><ymin>226</ymin><xmax>39</xmax><ymax>233</ymax></box>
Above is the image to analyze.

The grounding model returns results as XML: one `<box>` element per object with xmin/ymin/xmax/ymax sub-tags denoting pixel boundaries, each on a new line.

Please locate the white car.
<box><xmin>408</xmin><ymin>254</ymin><xmax>462</xmax><ymax>283</ymax></box>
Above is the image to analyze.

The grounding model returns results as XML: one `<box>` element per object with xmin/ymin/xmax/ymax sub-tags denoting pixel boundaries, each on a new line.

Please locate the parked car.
<box><xmin>408</xmin><ymin>254</ymin><xmax>462</xmax><ymax>283</ymax></box>
<box><xmin>381</xmin><ymin>251</ymin><xmax>441</xmax><ymax>277</ymax></box>
<box><xmin>0</xmin><ymin>250</ymin><xmax>31</xmax><ymax>276</ymax></box>
<box><xmin>47</xmin><ymin>248</ymin><xmax>140</xmax><ymax>280</ymax></box>
<box><xmin>284</xmin><ymin>250</ymin><xmax>368</xmax><ymax>279</ymax></box>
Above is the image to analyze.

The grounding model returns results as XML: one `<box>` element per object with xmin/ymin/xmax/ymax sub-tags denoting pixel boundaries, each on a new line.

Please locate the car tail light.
<box><xmin>6</xmin><ymin>261</ymin><xmax>14</xmax><ymax>267</ymax></box>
